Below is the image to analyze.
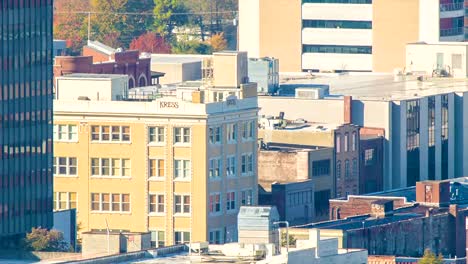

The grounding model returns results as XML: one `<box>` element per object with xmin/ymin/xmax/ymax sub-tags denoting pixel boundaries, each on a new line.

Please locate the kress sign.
<box><xmin>159</xmin><ymin>101</ymin><xmax>179</xmax><ymax>108</ymax></box>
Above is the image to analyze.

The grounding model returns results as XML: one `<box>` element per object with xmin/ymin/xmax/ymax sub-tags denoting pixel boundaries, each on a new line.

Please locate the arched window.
<box><xmin>352</xmin><ymin>131</ymin><xmax>357</xmax><ymax>151</ymax></box>
<box><xmin>336</xmin><ymin>160</ymin><xmax>341</xmax><ymax>179</ymax></box>
<box><xmin>336</xmin><ymin>134</ymin><xmax>341</xmax><ymax>153</ymax></box>
<box><xmin>345</xmin><ymin>159</ymin><xmax>350</xmax><ymax>178</ymax></box>
<box><xmin>138</xmin><ymin>74</ymin><xmax>147</xmax><ymax>87</ymax></box>
<box><xmin>129</xmin><ymin>77</ymin><xmax>135</xmax><ymax>88</ymax></box>
<box><xmin>352</xmin><ymin>158</ymin><xmax>358</xmax><ymax>177</ymax></box>
<box><xmin>344</xmin><ymin>133</ymin><xmax>349</xmax><ymax>152</ymax></box>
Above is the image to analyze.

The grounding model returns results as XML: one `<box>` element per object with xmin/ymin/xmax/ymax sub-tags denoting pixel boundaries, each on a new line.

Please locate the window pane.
<box><xmin>91</xmin><ymin>126</ymin><xmax>100</xmax><ymax>141</ymax></box>
<box><xmin>112</xmin><ymin>194</ymin><xmax>120</xmax><ymax>211</ymax></box>
<box><xmin>101</xmin><ymin>158</ymin><xmax>110</xmax><ymax>176</ymax></box>
<box><xmin>102</xmin><ymin>194</ymin><xmax>110</xmax><ymax>211</ymax></box>
<box><xmin>102</xmin><ymin>126</ymin><xmax>110</xmax><ymax>141</ymax></box>
<box><xmin>112</xmin><ymin>158</ymin><xmax>121</xmax><ymax>176</ymax></box>
<box><xmin>122</xmin><ymin>159</ymin><xmax>131</xmax><ymax>176</ymax></box>
<box><xmin>111</xmin><ymin>126</ymin><xmax>120</xmax><ymax>141</ymax></box>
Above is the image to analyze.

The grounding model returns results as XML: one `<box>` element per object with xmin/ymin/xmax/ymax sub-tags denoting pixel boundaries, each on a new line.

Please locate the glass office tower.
<box><xmin>0</xmin><ymin>0</ymin><xmax>53</xmax><ymax>244</ymax></box>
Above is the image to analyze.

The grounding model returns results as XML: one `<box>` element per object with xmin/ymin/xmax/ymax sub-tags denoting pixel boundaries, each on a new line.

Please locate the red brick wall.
<box><xmin>329</xmin><ymin>196</ymin><xmax>408</xmax><ymax>220</ymax></box>
<box><xmin>83</xmin><ymin>46</ymin><xmax>110</xmax><ymax>63</ymax></box>
<box><xmin>368</xmin><ymin>255</ymin><xmax>396</xmax><ymax>264</ymax></box>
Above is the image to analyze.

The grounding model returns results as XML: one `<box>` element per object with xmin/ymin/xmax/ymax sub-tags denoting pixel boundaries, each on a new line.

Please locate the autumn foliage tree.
<box><xmin>130</xmin><ymin>32</ymin><xmax>171</xmax><ymax>54</ymax></box>
<box><xmin>53</xmin><ymin>0</ymin><xmax>89</xmax><ymax>54</ymax></box>
<box><xmin>23</xmin><ymin>228</ymin><xmax>69</xmax><ymax>252</ymax></box>
<box><xmin>207</xmin><ymin>32</ymin><xmax>227</xmax><ymax>52</ymax></box>
<box><xmin>419</xmin><ymin>249</ymin><xmax>443</xmax><ymax>264</ymax></box>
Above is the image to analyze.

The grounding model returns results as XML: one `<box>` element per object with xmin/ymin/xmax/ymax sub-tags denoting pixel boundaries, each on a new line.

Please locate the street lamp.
<box><xmin>273</xmin><ymin>221</ymin><xmax>290</xmax><ymax>254</ymax></box>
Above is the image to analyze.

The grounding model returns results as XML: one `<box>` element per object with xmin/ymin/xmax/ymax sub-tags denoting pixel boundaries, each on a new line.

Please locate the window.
<box><xmin>303</xmin><ymin>19</ymin><xmax>372</xmax><ymax>29</ymax></box>
<box><xmin>149</xmin><ymin>194</ymin><xmax>165</xmax><ymax>213</ymax></box>
<box><xmin>241</xmin><ymin>153</ymin><xmax>254</xmax><ymax>175</ymax></box>
<box><xmin>336</xmin><ymin>160</ymin><xmax>341</xmax><ymax>179</ymax></box>
<box><xmin>149</xmin><ymin>159</ymin><xmax>165</xmax><ymax>178</ymax></box>
<box><xmin>53</xmin><ymin>192</ymin><xmax>77</xmax><ymax>211</ymax></box>
<box><xmin>209</xmin><ymin>126</ymin><xmax>221</xmax><ymax>144</ymax></box>
<box><xmin>241</xmin><ymin>190</ymin><xmax>253</xmax><ymax>206</ymax></box>
<box><xmin>174</xmin><ymin>159</ymin><xmax>191</xmax><ymax>179</ymax></box>
<box><xmin>214</xmin><ymin>92</ymin><xmax>224</xmax><ymax>102</ymax></box>
<box><xmin>209</xmin><ymin>230</ymin><xmax>222</xmax><ymax>244</ymax></box>
<box><xmin>90</xmin><ymin>158</ymin><xmax>131</xmax><ymax>177</ymax></box>
<box><xmin>344</xmin><ymin>133</ymin><xmax>349</xmax><ymax>152</ymax></box>
<box><xmin>53</xmin><ymin>157</ymin><xmax>77</xmax><ymax>176</ymax></box>
<box><xmin>90</xmin><ymin>125</ymin><xmax>131</xmax><ymax>142</ymax></box>
<box><xmin>452</xmin><ymin>54</ymin><xmax>462</xmax><ymax>69</ymax></box>
<box><xmin>226</xmin><ymin>192</ymin><xmax>236</xmax><ymax>211</ymax></box>
<box><xmin>364</xmin><ymin>149</ymin><xmax>375</xmax><ymax>166</ymax></box>
<box><xmin>352</xmin><ymin>158</ymin><xmax>358</xmax><ymax>177</ymax></box>
<box><xmin>226</xmin><ymin>124</ymin><xmax>237</xmax><ymax>142</ymax></box>
<box><xmin>242</xmin><ymin>121</ymin><xmax>255</xmax><ymax>140</ymax></box>
<box><xmin>209</xmin><ymin>158</ymin><xmax>221</xmax><ymax>178</ymax></box>
<box><xmin>174</xmin><ymin>127</ymin><xmax>190</xmax><ymax>144</ymax></box>
<box><xmin>90</xmin><ymin>193</ymin><xmax>130</xmax><ymax>212</ymax></box>
<box><xmin>312</xmin><ymin>159</ymin><xmax>330</xmax><ymax>177</ymax></box>
<box><xmin>226</xmin><ymin>156</ymin><xmax>236</xmax><ymax>177</ymax></box>
<box><xmin>209</xmin><ymin>193</ymin><xmax>221</xmax><ymax>213</ymax></box>
<box><xmin>314</xmin><ymin>190</ymin><xmax>331</xmax><ymax>216</ymax></box>
<box><xmin>174</xmin><ymin>231</ymin><xmax>190</xmax><ymax>244</ymax></box>
<box><xmin>345</xmin><ymin>159</ymin><xmax>350</xmax><ymax>178</ymax></box>
<box><xmin>174</xmin><ymin>195</ymin><xmax>191</xmax><ymax>214</ymax></box>
<box><xmin>303</xmin><ymin>44</ymin><xmax>372</xmax><ymax>54</ymax></box>
<box><xmin>149</xmin><ymin>126</ymin><xmax>165</xmax><ymax>143</ymax></box>
<box><xmin>53</xmin><ymin>124</ymin><xmax>78</xmax><ymax>141</ymax></box>
<box><xmin>336</xmin><ymin>135</ymin><xmax>341</xmax><ymax>153</ymax></box>
<box><xmin>351</xmin><ymin>132</ymin><xmax>357</xmax><ymax>152</ymax></box>
<box><xmin>151</xmin><ymin>231</ymin><xmax>165</xmax><ymax>248</ymax></box>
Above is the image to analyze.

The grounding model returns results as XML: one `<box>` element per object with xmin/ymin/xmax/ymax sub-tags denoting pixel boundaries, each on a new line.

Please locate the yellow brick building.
<box><xmin>53</xmin><ymin>52</ymin><xmax>258</xmax><ymax>246</ymax></box>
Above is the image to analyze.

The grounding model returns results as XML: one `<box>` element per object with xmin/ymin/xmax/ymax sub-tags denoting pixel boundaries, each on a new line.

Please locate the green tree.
<box><xmin>419</xmin><ymin>249</ymin><xmax>443</xmax><ymax>264</ymax></box>
<box><xmin>153</xmin><ymin>0</ymin><xmax>188</xmax><ymax>41</ymax></box>
<box><xmin>280</xmin><ymin>233</ymin><xmax>296</xmax><ymax>247</ymax></box>
<box><xmin>89</xmin><ymin>0</ymin><xmax>128</xmax><ymax>48</ymax></box>
<box><xmin>24</xmin><ymin>228</ymin><xmax>69</xmax><ymax>252</ymax></box>
<box><xmin>53</xmin><ymin>0</ymin><xmax>89</xmax><ymax>55</ymax></box>
<box><xmin>172</xmin><ymin>36</ymin><xmax>212</xmax><ymax>55</ymax></box>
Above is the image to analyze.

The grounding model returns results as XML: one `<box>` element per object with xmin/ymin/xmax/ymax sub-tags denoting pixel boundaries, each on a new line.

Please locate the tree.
<box><xmin>419</xmin><ymin>249</ymin><xmax>443</xmax><ymax>264</ymax></box>
<box><xmin>53</xmin><ymin>0</ymin><xmax>89</xmax><ymax>55</ymax></box>
<box><xmin>24</xmin><ymin>228</ymin><xmax>69</xmax><ymax>252</ymax></box>
<box><xmin>172</xmin><ymin>36</ymin><xmax>212</xmax><ymax>55</ymax></box>
<box><xmin>153</xmin><ymin>0</ymin><xmax>188</xmax><ymax>41</ymax></box>
<box><xmin>89</xmin><ymin>0</ymin><xmax>128</xmax><ymax>48</ymax></box>
<box><xmin>130</xmin><ymin>32</ymin><xmax>171</xmax><ymax>54</ymax></box>
<box><xmin>207</xmin><ymin>32</ymin><xmax>227</xmax><ymax>52</ymax></box>
<box><xmin>280</xmin><ymin>233</ymin><xmax>296</xmax><ymax>247</ymax></box>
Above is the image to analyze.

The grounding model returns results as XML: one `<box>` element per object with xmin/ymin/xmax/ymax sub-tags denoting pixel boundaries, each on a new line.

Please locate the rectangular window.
<box><xmin>174</xmin><ymin>231</ymin><xmax>190</xmax><ymax>244</ymax></box>
<box><xmin>149</xmin><ymin>126</ymin><xmax>165</xmax><ymax>143</ymax></box>
<box><xmin>209</xmin><ymin>193</ymin><xmax>221</xmax><ymax>213</ymax></box>
<box><xmin>241</xmin><ymin>154</ymin><xmax>247</xmax><ymax>174</ymax></box>
<box><xmin>226</xmin><ymin>156</ymin><xmax>236</xmax><ymax>177</ymax></box>
<box><xmin>174</xmin><ymin>127</ymin><xmax>190</xmax><ymax>143</ymax></box>
<box><xmin>336</xmin><ymin>134</ymin><xmax>341</xmax><ymax>153</ymax></box>
<box><xmin>351</xmin><ymin>132</ymin><xmax>357</xmax><ymax>152</ymax></box>
<box><xmin>302</xmin><ymin>19</ymin><xmax>372</xmax><ymax>29</ymax></box>
<box><xmin>90</xmin><ymin>158</ymin><xmax>131</xmax><ymax>177</ymax></box>
<box><xmin>209</xmin><ymin>126</ymin><xmax>221</xmax><ymax>144</ymax></box>
<box><xmin>312</xmin><ymin>159</ymin><xmax>331</xmax><ymax>177</ymax></box>
<box><xmin>149</xmin><ymin>194</ymin><xmax>165</xmax><ymax>213</ymax></box>
<box><xmin>53</xmin><ymin>157</ymin><xmax>77</xmax><ymax>176</ymax></box>
<box><xmin>242</xmin><ymin>121</ymin><xmax>255</xmax><ymax>140</ymax></box>
<box><xmin>149</xmin><ymin>159</ymin><xmax>165</xmax><ymax>178</ymax></box>
<box><xmin>302</xmin><ymin>44</ymin><xmax>372</xmax><ymax>54</ymax></box>
<box><xmin>54</xmin><ymin>192</ymin><xmax>78</xmax><ymax>211</ymax></box>
<box><xmin>54</xmin><ymin>124</ymin><xmax>78</xmax><ymax>142</ymax></box>
<box><xmin>209</xmin><ymin>158</ymin><xmax>221</xmax><ymax>178</ymax></box>
<box><xmin>344</xmin><ymin>133</ymin><xmax>349</xmax><ymax>152</ymax></box>
<box><xmin>241</xmin><ymin>190</ymin><xmax>253</xmax><ymax>206</ymax></box>
<box><xmin>227</xmin><ymin>124</ymin><xmax>237</xmax><ymax>142</ymax></box>
<box><xmin>364</xmin><ymin>149</ymin><xmax>375</xmax><ymax>166</ymax></box>
<box><xmin>174</xmin><ymin>195</ymin><xmax>191</xmax><ymax>214</ymax></box>
<box><xmin>90</xmin><ymin>125</ymin><xmax>131</xmax><ymax>142</ymax></box>
<box><xmin>226</xmin><ymin>192</ymin><xmax>236</xmax><ymax>211</ymax></box>
<box><xmin>209</xmin><ymin>230</ymin><xmax>222</xmax><ymax>244</ymax></box>
<box><xmin>151</xmin><ymin>231</ymin><xmax>165</xmax><ymax>248</ymax></box>
<box><xmin>174</xmin><ymin>159</ymin><xmax>191</xmax><ymax>179</ymax></box>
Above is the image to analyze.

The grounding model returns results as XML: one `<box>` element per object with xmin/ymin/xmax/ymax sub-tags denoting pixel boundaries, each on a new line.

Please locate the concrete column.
<box><xmin>448</xmin><ymin>93</ymin><xmax>455</xmax><ymax>179</ymax></box>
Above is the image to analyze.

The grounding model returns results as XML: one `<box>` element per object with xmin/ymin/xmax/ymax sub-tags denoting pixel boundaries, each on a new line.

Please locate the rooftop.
<box><xmin>151</xmin><ymin>54</ymin><xmax>208</xmax><ymax>64</ymax></box>
<box><xmin>259</xmin><ymin>142</ymin><xmax>327</xmax><ymax>152</ymax></box>
<box><xmin>87</xmin><ymin>40</ymin><xmax>116</xmax><ymax>55</ymax></box>
<box><xmin>280</xmin><ymin>73</ymin><xmax>468</xmax><ymax>101</ymax></box>
<box><xmin>58</xmin><ymin>73</ymin><xmax>128</xmax><ymax>80</ymax></box>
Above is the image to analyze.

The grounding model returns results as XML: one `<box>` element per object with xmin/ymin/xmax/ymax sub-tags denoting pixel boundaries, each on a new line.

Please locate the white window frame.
<box><xmin>174</xmin><ymin>194</ymin><xmax>191</xmax><ymax>215</ymax></box>
<box><xmin>241</xmin><ymin>189</ymin><xmax>253</xmax><ymax>206</ymax></box>
<box><xmin>174</xmin><ymin>159</ymin><xmax>191</xmax><ymax>180</ymax></box>
<box><xmin>174</xmin><ymin>231</ymin><xmax>191</xmax><ymax>245</ymax></box>
<box><xmin>226</xmin><ymin>123</ymin><xmax>237</xmax><ymax>143</ymax></box>
<box><xmin>90</xmin><ymin>158</ymin><xmax>131</xmax><ymax>178</ymax></box>
<box><xmin>53</xmin><ymin>157</ymin><xmax>78</xmax><ymax>176</ymax></box>
<box><xmin>209</xmin><ymin>158</ymin><xmax>221</xmax><ymax>179</ymax></box>
<box><xmin>53</xmin><ymin>124</ymin><xmax>78</xmax><ymax>142</ymax></box>
<box><xmin>90</xmin><ymin>193</ymin><xmax>131</xmax><ymax>213</ymax></box>
<box><xmin>209</xmin><ymin>126</ymin><xmax>221</xmax><ymax>144</ymax></box>
<box><xmin>90</xmin><ymin>125</ymin><xmax>131</xmax><ymax>143</ymax></box>
<box><xmin>148</xmin><ymin>126</ymin><xmax>165</xmax><ymax>144</ymax></box>
<box><xmin>149</xmin><ymin>158</ymin><xmax>165</xmax><ymax>179</ymax></box>
<box><xmin>53</xmin><ymin>192</ymin><xmax>77</xmax><ymax>211</ymax></box>
<box><xmin>149</xmin><ymin>193</ymin><xmax>165</xmax><ymax>215</ymax></box>
<box><xmin>174</xmin><ymin>127</ymin><xmax>191</xmax><ymax>144</ymax></box>
<box><xmin>150</xmin><ymin>230</ymin><xmax>165</xmax><ymax>248</ymax></box>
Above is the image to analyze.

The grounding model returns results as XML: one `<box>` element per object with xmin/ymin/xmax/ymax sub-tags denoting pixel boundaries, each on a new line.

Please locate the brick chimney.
<box><xmin>416</xmin><ymin>181</ymin><xmax>450</xmax><ymax>207</ymax></box>
<box><xmin>370</xmin><ymin>200</ymin><xmax>393</xmax><ymax>218</ymax></box>
<box><xmin>344</xmin><ymin>96</ymin><xmax>352</xmax><ymax>124</ymax></box>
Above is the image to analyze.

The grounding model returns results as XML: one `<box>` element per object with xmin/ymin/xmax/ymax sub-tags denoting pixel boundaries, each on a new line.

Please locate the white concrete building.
<box><xmin>259</xmin><ymin>74</ymin><xmax>468</xmax><ymax>190</ymax></box>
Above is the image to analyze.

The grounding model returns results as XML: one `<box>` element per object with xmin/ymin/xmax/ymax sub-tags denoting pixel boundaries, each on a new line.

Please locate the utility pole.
<box><xmin>87</xmin><ymin>12</ymin><xmax>91</xmax><ymax>42</ymax></box>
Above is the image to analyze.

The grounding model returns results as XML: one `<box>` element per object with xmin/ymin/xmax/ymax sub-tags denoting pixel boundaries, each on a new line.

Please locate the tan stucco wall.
<box><xmin>372</xmin><ymin>0</ymin><xmax>420</xmax><ymax>72</ymax></box>
<box><xmin>258</xmin><ymin>0</ymin><xmax>302</xmax><ymax>72</ymax></box>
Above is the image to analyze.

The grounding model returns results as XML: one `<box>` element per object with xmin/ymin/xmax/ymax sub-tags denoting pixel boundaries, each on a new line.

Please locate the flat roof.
<box><xmin>151</xmin><ymin>54</ymin><xmax>207</xmax><ymax>64</ymax></box>
<box><xmin>260</xmin><ymin>142</ymin><xmax>328</xmax><ymax>151</ymax></box>
<box><xmin>408</xmin><ymin>41</ymin><xmax>468</xmax><ymax>46</ymax></box>
<box><xmin>280</xmin><ymin>73</ymin><xmax>468</xmax><ymax>101</ymax></box>
<box><xmin>58</xmin><ymin>73</ymin><xmax>127</xmax><ymax>79</ymax></box>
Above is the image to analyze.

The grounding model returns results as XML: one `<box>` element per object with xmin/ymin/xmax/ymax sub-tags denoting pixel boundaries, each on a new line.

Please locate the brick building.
<box><xmin>54</xmin><ymin>40</ymin><xmax>156</xmax><ymax>89</ymax></box>
<box><xmin>297</xmin><ymin>179</ymin><xmax>468</xmax><ymax>258</ymax></box>
<box><xmin>360</xmin><ymin>128</ymin><xmax>385</xmax><ymax>194</ymax></box>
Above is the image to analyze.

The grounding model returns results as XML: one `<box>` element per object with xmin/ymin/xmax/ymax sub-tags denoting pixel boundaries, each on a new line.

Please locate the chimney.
<box><xmin>416</xmin><ymin>181</ymin><xmax>450</xmax><ymax>207</ymax></box>
<box><xmin>344</xmin><ymin>96</ymin><xmax>352</xmax><ymax>124</ymax></box>
<box><xmin>370</xmin><ymin>200</ymin><xmax>394</xmax><ymax>218</ymax></box>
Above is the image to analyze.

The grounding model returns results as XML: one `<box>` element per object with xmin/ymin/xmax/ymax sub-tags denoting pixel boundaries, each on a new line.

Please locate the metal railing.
<box><xmin>440</xmin><ymin>2</ymin><xmax>464</xmax><ymax>12</ymax></box>
<box><xmin>440</xmin><ymin>27</ymin><xmax>464</xmax><ymax>37</ymax></box>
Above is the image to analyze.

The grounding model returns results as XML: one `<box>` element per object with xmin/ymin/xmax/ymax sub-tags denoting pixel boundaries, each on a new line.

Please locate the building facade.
<box><xmin>239</xmin><ymin>0</ymin><xmax>466</xmax><ymax>72</ymax></box>
<box><xmin>248</xmin><ymin>57</ymin><xmax>279</xmax><ymax>94</ymax></box>
<box><xmin>53</xmin><ymin>52</ymin><xmax>259</xmax><ymax>247</ymax></box>
<box><xmin>0</xmin><ymin>0</ymin><xmax>54</xmax><ymax>242</ymax></box>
